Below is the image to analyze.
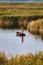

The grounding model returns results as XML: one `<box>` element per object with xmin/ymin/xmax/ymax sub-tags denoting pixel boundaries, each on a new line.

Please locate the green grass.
<box><xmin>0</xmin><ymin>2</ymin><xmax>43</xmax><ymax>17</ymax></box>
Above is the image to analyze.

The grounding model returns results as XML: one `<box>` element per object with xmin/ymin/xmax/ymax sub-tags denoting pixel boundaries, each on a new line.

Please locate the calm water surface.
<box><xmin>0</xmin><ymin>29</ymin><xmax>43</xmax><ymax>55</ymax></box>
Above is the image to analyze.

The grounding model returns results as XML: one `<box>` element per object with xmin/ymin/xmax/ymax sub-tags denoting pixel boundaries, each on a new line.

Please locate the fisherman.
<box><xmin>22</xmin><ymin>26</ymin><xmax>24</xmax><ymax>33</ymax></box>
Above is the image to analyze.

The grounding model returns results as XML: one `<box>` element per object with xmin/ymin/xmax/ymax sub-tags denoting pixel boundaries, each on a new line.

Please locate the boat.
<box><xmin>16</xmin><ymin>32</ymin><xmax>25</xmax><ymax>36</ymax></box>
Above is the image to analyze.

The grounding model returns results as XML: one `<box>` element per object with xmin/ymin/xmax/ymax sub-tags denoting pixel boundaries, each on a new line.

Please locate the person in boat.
<box><xmin>16</xmin><ymin>26</ymin><xmax>25</xmax><ymax>36</ymax></box>
<box><xmin>22</xmin><ymin>26</ymin><xmax>24</xmax><ymax>33</ymax></box>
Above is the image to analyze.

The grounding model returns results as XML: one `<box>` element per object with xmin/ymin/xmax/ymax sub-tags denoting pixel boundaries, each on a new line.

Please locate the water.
<box><xmin>0</xmin><ymin>0</ymin><xmax>43</xmax><ymax>2</ymax></box>
<box><xmin>0</xmin><ymin>29</ymin><xmax>43</xmax><ymax>56</ymax></box>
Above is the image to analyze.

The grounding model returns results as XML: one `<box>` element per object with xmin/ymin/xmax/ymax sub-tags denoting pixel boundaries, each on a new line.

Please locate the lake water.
<box><xmin>0</xmin><ymin>29</ymin><xmax>43</xmax><ymax>56</ymax></box>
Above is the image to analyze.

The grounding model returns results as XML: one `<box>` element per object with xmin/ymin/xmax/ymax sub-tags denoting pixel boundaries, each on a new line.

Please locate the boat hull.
<box><xmin>16</xmin><ymin>32</ymin><xmax>25</xmax><ymax>36</ymax></box>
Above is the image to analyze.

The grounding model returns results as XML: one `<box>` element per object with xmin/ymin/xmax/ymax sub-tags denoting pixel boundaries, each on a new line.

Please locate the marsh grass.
<box><xmin>27</xmin><ymin>19</ymin><xmax>43</xmax><ymax>39</ymax></box>
<box><xmin>0</xmin><ymin>51</ymin><xmax>43</xmax><ymax>65</ymax></box>
<box><xmin>0</xmin><ymin>2</ymin><xmax>43</xmax><ymax>29</ymax></box>
<box><xmin>0</xmin><ymin>2</ymin><xmax>43</xmax><ymax>17</ymax></box>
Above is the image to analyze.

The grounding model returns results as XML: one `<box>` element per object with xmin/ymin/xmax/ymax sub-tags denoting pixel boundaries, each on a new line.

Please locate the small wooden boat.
<box><xmin>16</xmin><ymin>32</ymin><xmax>25</xmax><ymax>36</ymax></box>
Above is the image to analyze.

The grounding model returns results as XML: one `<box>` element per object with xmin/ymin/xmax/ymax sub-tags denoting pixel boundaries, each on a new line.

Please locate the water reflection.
<box><xmin>21</xmin><ymin>36</ymin><xmax>24</xmax><ymax>43</ymax></box>
<box><xmin>29</xmin><ymin>31</ymin><xmax>43</xmax><ymax>42</ymax></box>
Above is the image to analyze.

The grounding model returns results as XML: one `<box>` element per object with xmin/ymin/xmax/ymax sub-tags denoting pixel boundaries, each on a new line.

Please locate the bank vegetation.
<box><xmin>0</xmin><ymin>51</ymin><xmax>43</xmax><ymax>65</ymax></box>
<box><xmin>27</xmin><ymin>19</ymin><xmax>43</xmax><ymax>38</ymax></box>
<box><xmin>0</xmin><ymin>2</ymin><xmax>43</xmax><ymax>29</ymax></box>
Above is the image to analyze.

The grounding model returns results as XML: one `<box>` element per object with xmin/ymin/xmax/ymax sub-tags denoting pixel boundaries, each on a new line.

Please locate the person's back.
<box><xmin>22</xmin><ymin>26</ymin><xmax>24</xmax><ymax>33</ymax></box>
